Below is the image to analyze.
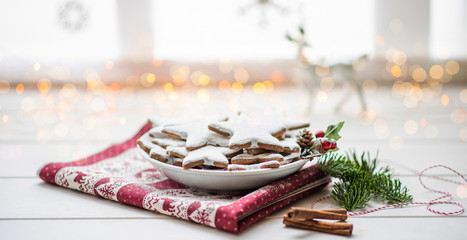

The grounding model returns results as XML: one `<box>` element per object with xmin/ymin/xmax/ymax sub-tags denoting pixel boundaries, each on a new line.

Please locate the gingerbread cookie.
<box><xmin>182</xmin><ymin>146</ymin><xmax>243</xmax><ymax>169</ymax></box>
<box><xmin>230</xmin><ymin>152</ymin><xmax>284</xmax><ymax>165</ymax></box>
<box><xmin>137</xmin><ymin>134</ymin><xmax>160</xmax><ymax>153</ymax></box>
<box><xmin>245</xmin><ymin>138</ymin><xmax>299</xmax><ymax>155</ymax></box>
<box><xmin>208</xmin><ymin>116</ymin><xmax>286</xmax><ymax>151</ymax></box>
<box><xmin>279</xmin><ymin>138</ymin><xmax>300</xmax><ymax>154</ymax></box>
<box><xmin>166</xmin><ymin>146</ymin><xmax>188</xmax><ymax>159</ymax></box>
<box><xmin>152</xmin><ymin>137</ymin><xmax>186</xmax><ymax>149</ymax></box>
<box><xmin>227</xmin><ymin>161</ymin><xmax>281</xmax><ymax>171</ymax></box>
<box><xmin>149</xmin><ymin>144</ymin><xmax>172</xmax><ymax>163</ymax></box>
<box><xmin>285</xmin><ymin>121</ymin><xmax>310</xmax><ymax>130</ymax></box>
<box><xmin>245</xmin><ymin>148</ymin><xmax>271</xmax><ymax>155</ymax></box>
<box><xmin>148</xmin><ymin>125</ymin><xmax>168</xmax><ymax>138</ymax></box>
<box><xmin>166</xmin><ymin>157</ymin><xmax>183</xmax><ymax>167</ymax></box>
<box><xmin>162</xmin><ymin>121</ymin><xmax>229</xmax><ymax>151</ymax></box>
<box><xmin>167</xmin><ymin>145</ymin><xmax>241</xmax><ymax>169</ymax></box>
<box><xmin>280</xmin><ymin>153</ymin><xmax>301</xmax><ymax>165</ymax></box>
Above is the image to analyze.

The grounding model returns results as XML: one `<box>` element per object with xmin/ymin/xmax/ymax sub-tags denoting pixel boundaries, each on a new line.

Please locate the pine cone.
<box><xmin>297</xmin><ymin>129</ymin><xmax>314</xmax><ymax>149</ymax></box>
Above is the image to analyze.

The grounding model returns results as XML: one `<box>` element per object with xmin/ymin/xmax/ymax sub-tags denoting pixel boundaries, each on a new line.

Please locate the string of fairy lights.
<box><xmin>0</xmin><ymin>55</ymin><xmax>466</xmax><ymax>146</ymax></box>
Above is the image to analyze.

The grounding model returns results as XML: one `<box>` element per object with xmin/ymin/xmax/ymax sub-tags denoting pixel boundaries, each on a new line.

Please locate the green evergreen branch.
<box><xmin>317</xmin><ymin>150</ymin><xmax>412</xmax><ymax>211</ymax></box>
<box><xmin>331</xmin><ymin>179</ymin><xmax>373</xmax><ymax>210</ymax></box>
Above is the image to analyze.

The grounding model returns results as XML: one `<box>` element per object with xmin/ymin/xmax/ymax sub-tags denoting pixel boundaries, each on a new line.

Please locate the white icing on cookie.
<box><xmin>281</xmin><ymin>153</ymin><xmax>301</xmax><ymax>165</ymax></box>
<box><xmin>148</xmin><ymin>126</ymin><xmax>168</xmax><ymax>138</ymax></box>
<box><xmin>149</xmin><ymin>144</ymin><xmax>171</xmax><ymax>162</ymax></box>
<box><xmin>279</xmin><ymin>138</ymin><xmax>300</xmax><ymax>153</ymax></box>
<box><xmin>162</xmin><ymin>121</ymin><xmax>229</xmax><ymax>150</ymax></box>
<box><xmin>166</xmin><ymin>157</ymin><xmax>183</xmax><ymax>166</ymax></box>
<box><xmin>152</xmin><ymin>137</ymin><xmax>186</xmax><ymax>148</ymax></box>
<box><xmin>285</xmin><ymin>129</ymin><xmax>302</xmax><ymax>138</ymax></box>
<box><xmin>166</xmin><ymin>146</ymin><xmax>189</xmax><ymax>158</ymax></box>
<box><xmin>208</xmin><ymin>115</ymin><xmax>286</xmax><ymax>151</ymax></box>
<box><xmin>231</xmin><ymin>153</ymin><xmax>284</xmax><ymax>164</ymax></box>
<box><xmin>182</xmin><ymin>145</ymin><xmax>242</xmax><ymax>169</ymax></box>
<box><xmin>227</xmin><ymin>161</ymin><xmax>281</xmax><ymax>171</ymax></box>
<box><xmin>137</xmin><ymin>133</ymin><xmax>160</xmax><ymax>152</ymax></box>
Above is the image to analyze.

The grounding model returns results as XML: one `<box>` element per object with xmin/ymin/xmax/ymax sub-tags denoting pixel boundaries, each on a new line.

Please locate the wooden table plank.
<box><xmin>1</xmin><ymin>217</ymin><xmax>465</xmax><ymax>240</ymax></box>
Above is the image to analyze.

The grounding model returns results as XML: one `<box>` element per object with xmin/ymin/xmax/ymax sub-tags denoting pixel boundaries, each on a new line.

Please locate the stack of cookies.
<box><xmin>137</xmin><ymin>115</ymin><xmax>310</xmax><ymax>171</ymax></box>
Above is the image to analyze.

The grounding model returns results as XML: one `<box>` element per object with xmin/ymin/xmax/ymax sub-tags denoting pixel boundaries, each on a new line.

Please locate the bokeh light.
<box><xmin>440</xmin><ymin>94</ymin><xmax>450</xmax><ymax>105</ymax></box>
<box><xmin>429</xmin><ymin>65</ymin><xmax>444</xmax><ymax>79</ymax></box>
<box><xmin>316</xmin><ymin>91</ymin><xmax>327</xmax><ymax>102</ymax></box>
<box><xmin>231</xmin><ymin>82</ymin><xmax>243</xmax><ymax>94</ymax></box>
<box><xmin>460</xmin><ymin>89</ymin><xmax>467</xmax><ymax>103</ymax></box>
<box><xmin>391</xmin><ymin>65</ymin><xmax>402</xmax><ymax>78</ymax></box>
<box><xmin>253</xmin><ymin>82</ymin><xmax>265</xmax><ymax>94</ymax></box>
<box><xmin>404</xmin><ymin>120</ymin><xmax>418</xmax><ymax>134</ymax></box>
<box><xmin>271</xmin><ymin>70</ymin><xmax>283</xmax><ymax>83</ymax></box>
<box><xmin>16</xmin><ymin>84</ymin><xmax>24</xmax><ymax>94</ymax></box>
<box><xmin>37</xmin><ymin>78</ymin><xmax>51</xmax><ymax>93</ymax></box>
<box><xmin>33</xmin><ymin>63</ymin><xmax>41</xmax><ymax>71</ymax></box>
<box><xmin>218</xmin><ymin>80</ymin><xmax>231</xmax><ymax>91</ymax></box>
<box><xmin>234</xmin><ymin>68</ymin><xmax>249</xmax><ymax>83</ymax></box>
<box><xmin>411</xmin><ymin>67</ymin><xmax>427</xmax><ymax>82</ymax></box>
<box><xmin>450</xmin><ymin>109</ymin><xmax>466</xmax><ymax>123</ymax></box>
<box><xmin>445</xmin><ymin>61</ymin><xmax>459</xmax><ymax>75</ymax></box>
<box><xmin>218</xmin><ymin>59</ymin><xmax>233</xmax><ymax>73</ymax></box>
<box><xmin>199</xmin><ymin>74</ymin><xmax>210</xmax><ymax>86</ymax></box>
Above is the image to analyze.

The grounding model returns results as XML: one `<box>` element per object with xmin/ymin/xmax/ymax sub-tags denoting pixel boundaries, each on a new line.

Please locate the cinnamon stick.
<box><xmin>285</xmin><ymin>215</ymin><xmax>353</xmax><ymax>230</ymax></box>
<box><xmin>283</xmin><ymin>216</ymin><xmax>352</xmax><ymax>236</ymax></box>
<box><xmin>289</xmin><ymin>207</ymin><xmax>348</xmax><ymax>221</ymax></box>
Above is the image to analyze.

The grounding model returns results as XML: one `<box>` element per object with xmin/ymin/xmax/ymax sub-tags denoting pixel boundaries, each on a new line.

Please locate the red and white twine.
<box><xmin>311</xmin><ymin>164</ymin><xmax>467</xmax><ymax>216</ymax></box>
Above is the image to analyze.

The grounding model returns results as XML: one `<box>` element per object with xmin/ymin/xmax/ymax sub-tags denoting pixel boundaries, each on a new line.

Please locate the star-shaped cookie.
<box><xmin>208</xmin><ymin>116</ymin><xmax>286</xmax><ymax>151</ymax></box>
<box><xmin>137</xmin><ymin>133</ymin><xmax>182</xmax><ymax>165</ymax></box>
<box><xmin>227</xmin><ymin>161</ymin><xmax>281</xmax><ymax>171</ymax></box>
<box><xmin>245</xmin><ymin>137</ymin><xmax>300</xmax><ymax>155</ymax></box>
<box><xmin>167</xmin><ymin>145</ymin><xmax>242</xmax><ymax>169</ymax></box>
<box><xmin>230</xmin><ymin>153</ymin><xmax>284</xmax><ymax>164</ymax></box>
<box><xmin>162</xmin><ymin>121</ymin><xmax>229</xmax><ymax>150</ymax></box>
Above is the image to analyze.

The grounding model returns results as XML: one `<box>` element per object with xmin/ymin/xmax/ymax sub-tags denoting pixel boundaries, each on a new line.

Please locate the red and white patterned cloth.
<box><xmin>38</xmin><ymin>123</ymin><xmax>330</xmax><ymax>233</ymax></box>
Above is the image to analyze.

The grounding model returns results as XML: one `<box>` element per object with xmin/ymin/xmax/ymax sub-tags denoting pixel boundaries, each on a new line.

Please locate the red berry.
<box><xmin>315</xmin><ymin>130</ymin><xmax>325</xmax><ymax>138</ymax></box>
<box><xmin>329</xmin><ymin>139</ymin><xmax>337</xmax><ymax>149</ymax></box>
<box><xmin>320</xmin><ymin>138</ymin><xmax>331</xmax><ymax>150</ymax></box>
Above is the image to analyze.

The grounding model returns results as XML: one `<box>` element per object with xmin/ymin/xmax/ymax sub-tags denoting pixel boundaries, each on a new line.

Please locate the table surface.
<box><xmin>1</xmin><ymin>85</ymin><xmax>466</xmax><ymax>239</ymax></box>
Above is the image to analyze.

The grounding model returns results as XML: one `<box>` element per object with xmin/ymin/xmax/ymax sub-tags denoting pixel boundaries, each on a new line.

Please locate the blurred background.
<box><xmin>0</xmin><ymin>0</ymin><xmax>466</xmax><ymax>163</ymax></box>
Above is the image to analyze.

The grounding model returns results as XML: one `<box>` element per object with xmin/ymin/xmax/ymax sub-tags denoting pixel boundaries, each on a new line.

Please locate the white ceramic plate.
<box><xmin>137</xmin><ymin>145</ymin><xmax>308</xmax><ymax>191</ymax></box>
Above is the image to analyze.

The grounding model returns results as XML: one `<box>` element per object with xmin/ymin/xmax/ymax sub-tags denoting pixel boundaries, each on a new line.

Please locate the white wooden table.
<box><xmin>1</xmin><ymin>86</ymin><xmax>466</xmax><ymax>239</ymax></box>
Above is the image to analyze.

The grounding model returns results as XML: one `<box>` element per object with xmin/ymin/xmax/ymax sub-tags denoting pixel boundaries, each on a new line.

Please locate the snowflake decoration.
<box><xmin>192</xmin><ymin>209</ymin><xmax>212</xmax><ymax>225</ymax></box>
<box><xmin>58</xmin><ymin>0</ymin><xmax>89</xmax><ymax>32</ymax></box>
<box><xmin>98</xmin><ymin>184</ymin><xmax>116</xmax><ymax>199</ymax></box>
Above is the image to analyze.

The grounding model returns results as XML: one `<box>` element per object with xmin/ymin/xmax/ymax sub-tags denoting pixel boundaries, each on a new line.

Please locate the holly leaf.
<box><xmin>324</xmin><ymin>121</ymin><xmax>344</xmax><ymax>141</ymax></box>
<box><xmin>327</xmin><ymin>147</ymin><xmax>340</xmax><ymax>153</ymax></box>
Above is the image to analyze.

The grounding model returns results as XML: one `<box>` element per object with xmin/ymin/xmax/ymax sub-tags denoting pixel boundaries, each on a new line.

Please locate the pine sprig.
<box><xmin>372</xmin><ymin>174</ymin><xmax>413</xmax><ymax>204</ymax></box>
<box><xmin>331</xmin><ymin>179</ymin><xmax>373</xmax><ymax>210</ymax></box>
<box><xmin>317</xmin><ymin>150</ymin><xmax>412</xmax><ymax>211</ymax></box>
